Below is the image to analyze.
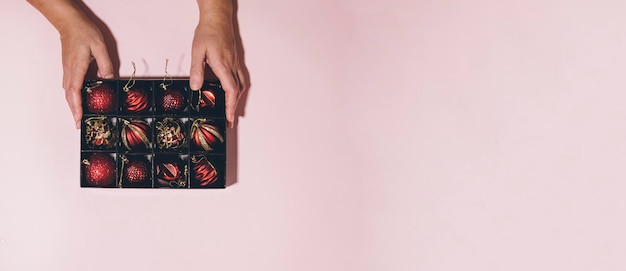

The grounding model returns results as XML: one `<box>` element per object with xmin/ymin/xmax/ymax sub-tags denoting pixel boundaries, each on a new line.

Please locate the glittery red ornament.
<box><xmin>192</xmin><ymin>155</ymin><xmax>218</xmax><ymax>186</ymax></box>
<box><xmin>83</xmin><ymin>153</ymin><xmax>116</xmax><ymax>186</ymax></box>
<box><xmin>86</xmin><ymin>82</ymin><xmax>116</xmax><ymax>113</ymax></box>
<box><xmin>124</xmin><ymin>88</ymin><xmax>149</xmax><ymax>112</ymax></box>
<box><xmin>120</xmin><ymin>119</ymin><xmax>151</xmax><ymax>151</ymax></box>
<box><xmin>161</xmin><ymin>89</ymin><xmax>185</xmax><ymax>111</ymax></box>
<box><xmin>156</xmin><ymin>162</ymin><xmax>185</xmax><ymax>188</ymax></box>
<box><xmin>125</xmin><ymin>160</ymin><xmax>148</xmax><ymax>183</ymax></box>
<box><xmin>190</xmin><ymin>119</ymin><xmax>224</xmax><ymax>151</ymax></box>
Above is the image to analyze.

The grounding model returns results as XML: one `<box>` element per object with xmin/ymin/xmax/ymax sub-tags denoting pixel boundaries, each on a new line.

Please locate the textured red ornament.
<box><xmin>124</xmin><ymin>88</ymin><xmax>149</xmax><ymax>112</ymax></box>
<box><xmin>156</xmin><ymin>162</ymin><xmax>185</xmax><ymax>187</ymax></box>
<box><xmin>161</xmin><ymin>89</ymin><xmax>185</xmax><ymax>111</ymax></box>
<box><xmin>121</xmin><ymin>119</ymin><xmax>151</xmax><ymax>151</ymax></box>
<box><xmin>125</xmin><ymin>160</ymin><xmax>148</xmax><ymax>183</ymax></box>
<box><xmin>192</xmin><ymin>155</ymin><xmax>218</xmax><ymax>186</ymax></box>
<box><xmin>190</xmin><ymin>119</ymin><xmax>224</xmax><ymax>151</ymax></box>
<box><xmin>86</xmin><ymin>83</ymin><xmax>116</xmax><ymax>113</ymax></box>
<box><xmin>83</xmin><ymin>153</ymin><xmax>116</xmax><ymax>186</ymax></box>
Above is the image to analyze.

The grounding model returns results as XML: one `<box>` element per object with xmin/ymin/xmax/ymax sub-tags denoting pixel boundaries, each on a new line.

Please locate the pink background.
<box><xmin>2</xmin><ymin>0</ymin><xmax>626</xmax><ymax>270</ymax></box>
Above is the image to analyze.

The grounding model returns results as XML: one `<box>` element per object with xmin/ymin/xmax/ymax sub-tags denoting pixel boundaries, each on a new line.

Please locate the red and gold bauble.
<box><xmin>84</xmin><ymin>116</ymin><xmax>115</xmax><ymax>149</ymax></box>
<box><xmin>160</xmin><ymin>88</ymin><xmax>185</xmax><ymax>111</ymax></box>
<box><xmin>85</xmin><ymin>81</ymin><xmax>116</xmax><ymax>113</ymax></box>
<box><xmin>83</xmin><ymin>153</ymin><xmax>116</xmax><ymax>186</ymax></box>
<box><xmin>124</xmin><ymin>87</ymin><xmax>149</xmax><ymax>112</ymax></box>
<box><xmin>191</xmin><ymin>155</ymin><xmax>218</xmax><ymax>186</ymax></box>
<box><xmin>190</xmin><ymin>118</ymin><xmax>224</xmax><ymax>151</ymax></box>
<box><xmin>120</xmin><ymin>118</ymin><xmax>151</xmax><ymax>151</ymax></box>
<box><xmin>156</xmin><ymin>118</ymin><xmax>186</xmax><ymax>150</ymax></box>
<box><xmin>156</xmin><ymin>162</ymin><xmax>186</xmax><ymax>188</ymax></box>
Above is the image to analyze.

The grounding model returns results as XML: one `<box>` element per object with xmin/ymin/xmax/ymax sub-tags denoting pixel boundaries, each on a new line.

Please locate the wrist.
<box><xmin>197</xmin><ymin>0</ymin><xmax>233</xmax><ymax>25</ymax></box>
<box><xmin>28</xmin><ymin>0</ymin><xmax>89</xmax><ymax>35</ymax></box>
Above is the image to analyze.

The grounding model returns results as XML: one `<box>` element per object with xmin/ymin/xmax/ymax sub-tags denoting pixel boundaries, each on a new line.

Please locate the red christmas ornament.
<box><xmin>190</xmin><ymin>118</ymin><xmax>224</xmax><ymax>151</ymax></box>
<box><xmin>156</xmin><ymin>162</ymin><xmax>185</xmax><ymax>187</ymax></box>
<box><xmin>84</xmin><ymin>116</ymin><xmax>115</xmax><ymax>148</ymax></box>
<box><xmin>83</xmin><ymin>153</ymin><xmax>116</xmax><ymax>186</ymax></box>
<box><xmin>124</xmin><ymin>87</ymin><xmax>149</xmax><ymax>112</ymax></box>
<box><xmin>85</xmin><ymin>81</ymin><xmax>116</xmax><ymax>113</ymax></box>
<box><xmin>199</xmin><ymin>90</ymin><xmax>216</xmax><ymax>108</ymax></box>
<box><xmin>120</xmin><ymin>119</ymin><xmax>151</xmax><ymax>151</ymax></box>
<box><xmin>124</xmin><ymin>160</ymin><xmax>148</xmax><ymax>183</ymax></box>
<box><xmin>156</xmin><ymin>118</ymin><xmax>186</xmax><ymax>150</ymax></box>
<box><xmin>192</xmin><ymin>155</ymin><xmax>218</xmax><ymax>186</ymax></box>
<box><xmin>161</xmin><ymin>89</ymin><xmax>185</xmax><ymax>111</ymax></box>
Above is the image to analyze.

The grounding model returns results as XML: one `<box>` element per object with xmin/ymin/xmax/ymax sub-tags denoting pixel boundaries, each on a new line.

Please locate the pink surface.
<box><xmin>2</xmin><ymin>0</ymin><xmax>626</xmax><ymax>270</ymax></box>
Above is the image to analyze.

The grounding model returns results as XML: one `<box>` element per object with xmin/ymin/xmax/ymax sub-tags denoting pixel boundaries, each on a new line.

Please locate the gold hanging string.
<box><xmin>85</xmin><ymin>80</ymin><xmax>103</xmax><ymax>93</ymax></box>
<box><xmin>183</xmin><ymin>164</ymin><xmax>189</xmax><ymax>187</ymax></box>
<box><xmin>119</xmin><ymin>155</ymin><xmax>128</xmax><ymax>188</ymax></box>
<box><xmin>160</xmin><ymin>59</ymin><xmax>173</xmax><ymax>90</ymax></box>
<box><xmin>191</xmin><ymin>154</ymin><xmax>207</xmax><ymax>164</ymax></box>
<box><xmin>123</xmin><ymin>62</ymin><xmax>137</xmax><ymax>92</ymax></box>
<box><xmin>82</xmin><ymin>159</ymin><xmax>90</xmax><ymax>165</ymax></box>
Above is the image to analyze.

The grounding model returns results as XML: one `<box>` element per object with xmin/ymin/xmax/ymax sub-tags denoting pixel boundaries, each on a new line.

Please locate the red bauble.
<box><xmin>121</xmin><ymin>119</ymin><xmax>151</xmax><ymax>151</ymax></box>
<box><xmin>125</xmin><ymin>160</ymin><xmax>148</xmax><ymax>183</ymax></box>
<box><xmin>190</xmin><ymin>119</ymin><xmax>224</xmax><ymax>151</ymax></box>
<box><xmin>86</xmin><ymin>83</ymin><xmax>116</xmax><ymax>113</ymax></box>
<box><xmin>83</xmin><ymin>153</ymin><xmax>116</xmax><ymax>186</ymax></box>
<box><xmin>161</xmin><ymin>89</ymin><xmax>185</xmax><ymax>111</ymax></box>
<box><xmin>192</xmin><ymin>156</ymin><xmax>218</xmax><ymax>186</ymax></box>
<box><xmin>155</xmin><ymin>118</ymin><xmax>186</xmax><ymax>150</ymax></box>
<box><xmin>156</xmin><ymin>162</ymin><xmax>184</xmax><ymax>187</ymax></box>
<box><xmin>125</xmin><ymin>88</ymin><xmax>149</xmax><ymax>112</ymax></box>
<box><xmin>199</xmin><ymin>90</ymin><xmax>216</xmax><ymax>108</ymax></box>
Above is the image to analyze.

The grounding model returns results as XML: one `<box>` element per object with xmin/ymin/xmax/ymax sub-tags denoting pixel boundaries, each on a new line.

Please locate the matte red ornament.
<box><xmin>86</xmin><ymin>81</ymin><xmax>116</xmax><ymax>113</ymax></box>
<box><xmin>161</xmin><ymin>89</ymin><xmax>185</xmax><ymax>111</ymax></box>
<box><xmin>83</xmin><ymin>153</ymin><xmax>116</xmax><ymax>186</ymax></box>
<box><xmin>192</xmin><ymin>155</ymin><xmax>218</xmax><ymax>186</ymax></box>
<box><xmin>124</xmin><ymin>88</ymin><xmax>149</xmax><ymax>112</ymax></box>
<box><xmin>120</xmin><ymin>119</ymin><xmax>151</xmax><ymax>151</ymax></box>
<box><xmin>190</xmin><ymin>118</ymin><xmax>224</xmax><ymax>151</ymax></box>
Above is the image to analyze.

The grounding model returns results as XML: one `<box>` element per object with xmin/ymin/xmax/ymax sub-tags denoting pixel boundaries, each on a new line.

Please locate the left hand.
<box><xmin>189</xmin><ymin>16</ymin><xmax>245</xmax><ymax>128</ymax></box>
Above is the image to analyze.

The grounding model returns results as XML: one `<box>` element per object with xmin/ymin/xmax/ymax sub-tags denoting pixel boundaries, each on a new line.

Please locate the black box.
<box><xmin>80</xmin><ymin>79</ymin><xmax>226</xmax><ymax>189</ymax></box>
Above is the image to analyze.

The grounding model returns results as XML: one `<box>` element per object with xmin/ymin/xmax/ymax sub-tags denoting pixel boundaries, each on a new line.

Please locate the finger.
<box><xmin>236</xmin><ymin>68</ymin><xmax>247</xmax><ymax>97</ymax></box>
<box><xmin>65</xmin><ymin>59</ymin><xmax>91</xmax><ymax>129</ymax></box>
<box><xmin>190</xmin><ymin>48</ymin><xmax>206</xmax><ymax>90</ymax></box>
<box><xmin>91</xmin><ymin>42</ymin><xmax>114</xmax><ymax>79</ymax></box>
<box><xmin>211</xmin><ymin>64</ymin><xmax>239</xmax><ymax>127</ymax></box>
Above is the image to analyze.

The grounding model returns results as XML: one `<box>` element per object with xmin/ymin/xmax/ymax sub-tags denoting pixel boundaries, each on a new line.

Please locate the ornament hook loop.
<box><xmin>160</xmin><ymin>59</ymin><xmax>173</xmax><ymax>90</ymax></box>
<box><xmin>123</xmin><ymin>62</ymin><xmax>137</xmax><ymax>92</ymax></box>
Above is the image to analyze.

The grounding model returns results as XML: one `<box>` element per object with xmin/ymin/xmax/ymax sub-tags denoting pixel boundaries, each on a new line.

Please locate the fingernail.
<box><xmin>103</xmin><ymin>73</ymin><xmax>114</xmax><ymax>79</ymax></box>
<box><xmin>228</xmin><ymin>121</ymin><xmax>234</xmax><ymax>129</ymax></box>
<box><xmin>190</xmin><ymin>81</ymin><xmax>200</xmax><ymax>90</ymax></box>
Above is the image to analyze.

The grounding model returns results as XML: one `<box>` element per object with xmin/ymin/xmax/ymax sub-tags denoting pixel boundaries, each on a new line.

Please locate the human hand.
<box><xmin>27</xmin><ymin>0</ymin><xmax>115</xmax><ymax>129</ymax></box>
<box><xmin>60</xmin><ymin>17</ymin><xmax>114</xmax><ymax>128</ymax></box>
<box><xmin>189</xmin><ymin>2</ymin><xmax>246</xmax><ymax>128</ymax></box>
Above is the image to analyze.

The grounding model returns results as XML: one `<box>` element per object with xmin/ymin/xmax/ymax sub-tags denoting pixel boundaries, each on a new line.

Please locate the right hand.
<box><xmin>59</xmin><ymin>16</ymin><xmax>114</xmax><ymax>128</ymax></box>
